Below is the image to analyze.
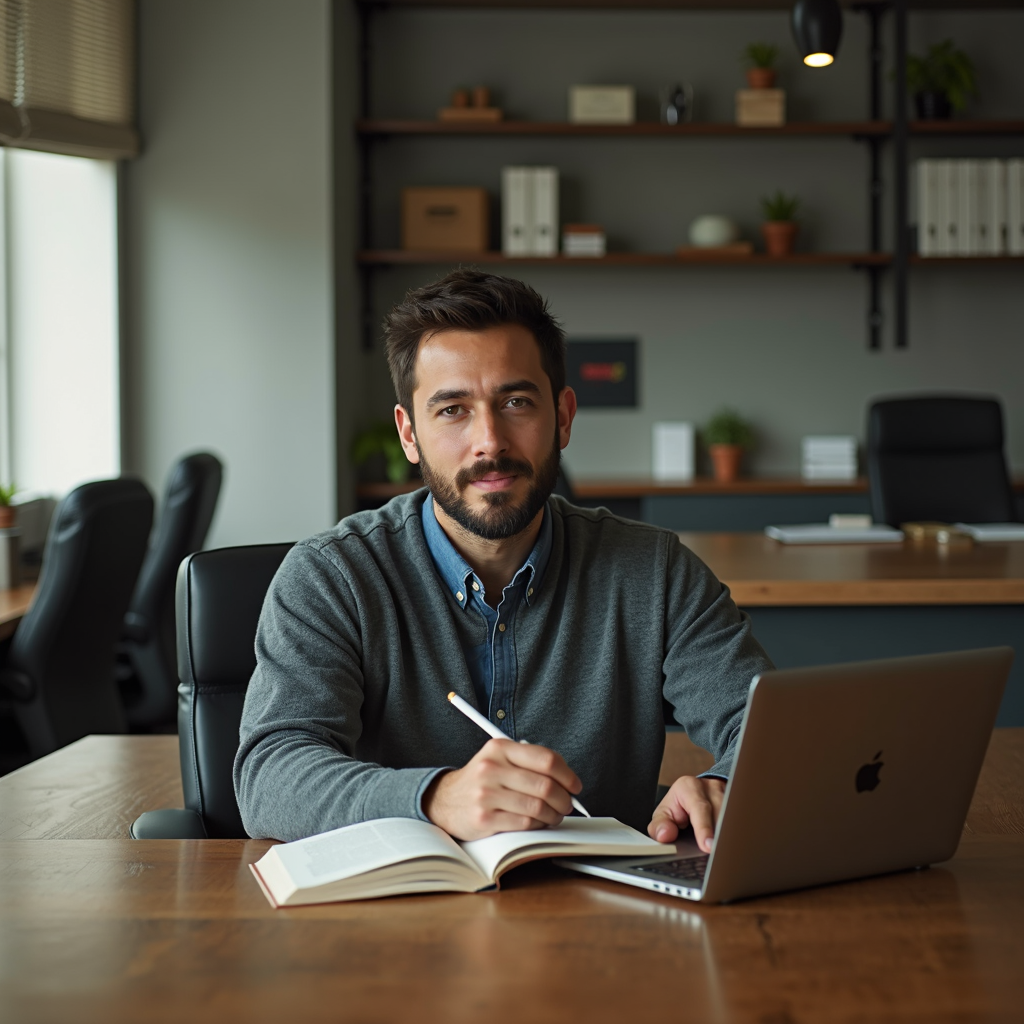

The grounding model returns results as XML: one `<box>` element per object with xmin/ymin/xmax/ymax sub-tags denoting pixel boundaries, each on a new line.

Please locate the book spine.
<box><xmin>934</xmin><ymin>160</ymin><xmax>950</xmax><ymax>256</ymax></box>
<box><xmin>917</xmin><ymin>159</ymin><xmax>937</xmax><ymax>257</ymax></box>
<box><xmin>502</xmin><ymin>167</ymin><xmax>531</xmax><ymax>256</ymax></box>
<box><xmin>988</xmin><ymin>160</ymin><xmax>1007</xmax><ymax>256</ymax></box>
<box><xmin>956</xmin><ymin>159</ymin><xmax>978</xmax><ymax>256</ymax></box>
<box><xmin>1009</xmin><ymin>160</ymin><xmax>1024</xmax><ymax>256</ymax></box>
<box><xmin>532</xmin><ymin>167</ymin><xmax>559</xmax><ymax>257</ymax></box>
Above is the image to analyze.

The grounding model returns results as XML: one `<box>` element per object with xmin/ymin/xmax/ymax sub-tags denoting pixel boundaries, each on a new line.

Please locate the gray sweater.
<box><xmin>234</xmin><ymin>492</ymin><xmax>772</xmax><ymax>840</ymax></box>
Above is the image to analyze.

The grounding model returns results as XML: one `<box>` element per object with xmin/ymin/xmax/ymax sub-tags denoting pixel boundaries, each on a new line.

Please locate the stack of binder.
<box><xmin>917</xmin><ymin>158</ymin><xmax>1024</xmax><ymax>256</ymax></box>
<box><xmin>501</xmin><ymin>167</ymin><xmax>559</xmax><ymax>257</ymax></box>
<box><xmin>801</xmin><ymin>436</ymin><xmax>858</xmax><ymax>481</ymax></box>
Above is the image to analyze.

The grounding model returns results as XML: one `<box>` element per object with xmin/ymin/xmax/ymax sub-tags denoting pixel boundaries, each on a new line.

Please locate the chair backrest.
<box><xmin>867</xmin><ymin>395</ymin><xmax>1016</xmax><ymax>527</ymax></box>
<box><xmin>6</xmin><ymin>478</ymin><xmax>154</xmax><ymax>756</ymax></box>
<box><xmin>175</xmin><ymin>542</ymin><xmax>292</xmax><ymax>838</ymax></box>
<box><xmin>122</xmin><ymin>452</ymin><xmax>223</xmax><ymax>725</ymax></box>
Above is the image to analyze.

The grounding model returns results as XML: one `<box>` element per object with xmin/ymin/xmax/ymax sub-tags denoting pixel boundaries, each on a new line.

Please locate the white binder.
<box><xmin>979</xmin><ymin>160</ymin><xmax>1007</xmax><ymax>255</ymax></box>
<box><xmin>502</xmin><ymin>167</ymin><xmax>532</xmax><ymax>256</ymax></box>
<box><xmin>936</xmin><ymin>160</ymin><xmax>957</xmax><ymax>256</ymax></box>
<box><xmin>956</xmin><ymin>160</ymin><xmax>979</xmax><ymax>255</ymax></box>
<box><xmin>1009</xmin><ymin>160</ymin><xmax>1024</xmax><ymax>256</ymax></box>
<box><xmin>917</xmin><ymin>159</ymin><xmax>939</xmax><ymax>257</ymax></box>
<box><xmin>532</xmin><ymin>167</ymin><xmax>559</xmax><ymax>257</ymax></box>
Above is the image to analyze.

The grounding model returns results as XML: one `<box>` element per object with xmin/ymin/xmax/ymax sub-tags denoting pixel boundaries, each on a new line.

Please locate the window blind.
<box><xmin>0</xmin><ymin>0</ymin><xmax>138</xmax><ymax>160</ymax></box>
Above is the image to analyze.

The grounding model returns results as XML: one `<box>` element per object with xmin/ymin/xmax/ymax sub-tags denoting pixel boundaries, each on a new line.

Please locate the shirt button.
<box><xmin>496</xmin><ymin>709</ymin><xmax>506</xmax><ymax>720</ymax></box>
<box><xmin>498</xmin><ymin>623</ymin><xmax>506</xmax><ymax>632</ymax></box>
<box><xmin>472</xmin><ymin>582</ymin><xmax>480</xmax><ymax>591</ymax></box>
<box><xmin>456</xmin><ymin>592</ymin><xmax>463</xmax><ymax>601</ymax></box>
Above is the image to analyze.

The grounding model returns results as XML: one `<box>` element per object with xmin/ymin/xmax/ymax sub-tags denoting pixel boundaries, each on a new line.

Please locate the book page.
<box><xmin>272</xmin><ymin>817</ymin><xmax>481</xmax><ymax>890</ymax></box>
<box><xmin>459</xmin><ymin>817</ymin><xmax>667</xmax><ymax>881</ymax></box>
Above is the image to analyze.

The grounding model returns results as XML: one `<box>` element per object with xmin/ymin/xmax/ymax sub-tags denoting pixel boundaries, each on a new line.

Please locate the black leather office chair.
<box><xmin>119</xmin><ymin>452</ymin><xmax>223</xmax><ymax>729</ymax></box>
<box><xmin>553</xmin><ymin>464</ymin><xmax>577</xmax><ymax>503</ymax></box>
<box><xmin>130</xmin><ymin>542</ymin><xmax>292</xmax><ymax>839</ymax></box>
<box><xmin>867</xmin><ymin>395</ymin><xmax>1017</xmax><ymax>527</ymax></box>
<box><xmin>0</xmin><ymin>479</ymin><xmax>153</xmax><ymax>759</ymax></box>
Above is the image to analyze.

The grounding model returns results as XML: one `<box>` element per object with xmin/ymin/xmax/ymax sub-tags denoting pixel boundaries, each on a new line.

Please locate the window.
<box><xmin>0</xmin><ymin>146</ymin><xmax>119</xmax><ymax>498</ymax></box>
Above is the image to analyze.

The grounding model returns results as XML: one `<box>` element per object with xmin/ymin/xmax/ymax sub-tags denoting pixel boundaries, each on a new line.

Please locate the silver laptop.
<box><xmin>557</xmin><ymin>647</ymin><xmax>1012</xmax><ymax>903</ymax></box>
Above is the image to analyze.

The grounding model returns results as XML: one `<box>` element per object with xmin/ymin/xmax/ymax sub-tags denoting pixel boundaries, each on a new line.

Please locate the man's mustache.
<box><xmin>456</xmin><ymin>457</ymin><xmax>534</xmax><ymax>490</ymax></box>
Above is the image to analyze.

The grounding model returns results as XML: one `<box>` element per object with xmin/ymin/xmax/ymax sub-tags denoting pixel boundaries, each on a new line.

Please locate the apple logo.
<box><xmin>855</xmin><ymin>751</ymin><xmax>884</xmax><ymax>793</ymax></box>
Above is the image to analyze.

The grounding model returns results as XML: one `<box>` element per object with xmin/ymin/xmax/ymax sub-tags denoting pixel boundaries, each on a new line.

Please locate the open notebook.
<box><xmin>251</xmin><ymin>816</ymin><xmax>666</xmax><ymax>907</ymax></box>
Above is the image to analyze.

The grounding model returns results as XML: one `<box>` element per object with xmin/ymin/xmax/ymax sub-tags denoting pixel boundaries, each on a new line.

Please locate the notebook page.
<box><xmin>273</xmin><ymin>817</ymin><xmax>479</xmax><ymax>890</ymax></box>
<box><xmin>459</xmin><ymin>817</ymin><xmax>666</xmax><ymax>880</ymax></box>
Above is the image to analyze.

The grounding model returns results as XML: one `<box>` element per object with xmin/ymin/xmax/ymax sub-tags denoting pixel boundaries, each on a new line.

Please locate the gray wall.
<box><xmin>361</xmin><ymin>7</ymin><xmax>1024</xmax><ymax>482</ymax></box>
<box><xmin>124</xmin><ymin>0</ymin><xmax>339</xmax><ymax>545</ymax></box>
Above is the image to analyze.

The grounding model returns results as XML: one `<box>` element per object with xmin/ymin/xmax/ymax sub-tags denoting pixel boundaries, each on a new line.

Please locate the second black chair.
<box><xmin>0</xmin><ymin>478</ymin><xmax>153</xmax><ymax>760</ymax></box>
<box><xmin>867</xmin><ymin>395</ymin><xmax>1017</xmax><ymax>527</ymax></box>
<box><xmin>119</xmin><ymin>452</ymin><xmax>223</xmax><ymax>729</ymax></box>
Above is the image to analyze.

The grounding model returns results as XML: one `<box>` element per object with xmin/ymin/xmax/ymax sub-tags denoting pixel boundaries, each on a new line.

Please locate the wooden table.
<box><xmin>1</xmin><ymin>733</ymin><xmax>1022</xmax><ymax>1023</ymax></box>
<box><xmin>680</xmin><ymin>533</ymin><xmax>1024</xmax><ymax>728</ymax></box>
<box><xmin>0</xmin><ymin>583</ymin><xmax>35</xmax><ymax>642</ymax></box>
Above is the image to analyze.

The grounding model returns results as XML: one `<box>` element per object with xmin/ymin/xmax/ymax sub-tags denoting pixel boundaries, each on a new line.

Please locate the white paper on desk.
<box><xmin>955</xmin><ymin>523</ymin><xmax>1024</xmax><ymax>542</ymax></box>
<box><xmin>765</xmin><ymin>524</ymin><xmax>904</xmax><ymax>544</ymax></box>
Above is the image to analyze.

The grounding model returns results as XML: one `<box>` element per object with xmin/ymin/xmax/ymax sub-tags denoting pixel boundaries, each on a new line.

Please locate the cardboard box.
<box><xmin>569</xmin><ymin>86</ymin><xmax>635</xmax><ymax>124</ymax></box>
<box><xmin>402</xmin><ymin>187</ymin><xmax>489</xmax><ymax>251</ymax></box>
<box><xmin>735</xmin><ymin>89</ymin><xmax>786</xmax><ymax>127</ymax></box>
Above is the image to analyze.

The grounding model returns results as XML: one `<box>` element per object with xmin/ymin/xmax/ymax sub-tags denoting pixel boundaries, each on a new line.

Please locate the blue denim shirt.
<box><xmin>421</xmin><ymin>495</ymin><xmax>551</xmax><ymax>736</ymax></box>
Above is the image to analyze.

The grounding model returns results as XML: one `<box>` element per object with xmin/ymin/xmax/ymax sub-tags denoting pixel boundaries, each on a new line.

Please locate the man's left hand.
<box><xmin>648</xmin><ymin>776</ymin><xmax>726</xmax><ymax>853</ymax></box>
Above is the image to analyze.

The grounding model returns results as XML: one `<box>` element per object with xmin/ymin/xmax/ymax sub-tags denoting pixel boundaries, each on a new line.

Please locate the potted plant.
<box><xmin>704</xmin><ymin>409</ymin><xmax>754</xmax><ymax>483</ymax></box>
<box><xmin>906</xmin><ymin>40</ymin><xmax>976</xmax><ymax>120</ymax></box>
<box><xmin>0</xmin><ymin>483</ymin><xmax>16</xmax><ymax>529</ymax></box>
<box><xmin>760</xmin><ymin>190</ymin><xmax>800</xmax><ymax>257</ymax></box>
<box><xmin>743</xmin><ymin>43</ymin><xmax>779</xmax><ymax>89</ymax></box>
<box><xmin>350</xmin><ymin>422</ymin><xmax>411</xmax><ymax>485</ymax></box>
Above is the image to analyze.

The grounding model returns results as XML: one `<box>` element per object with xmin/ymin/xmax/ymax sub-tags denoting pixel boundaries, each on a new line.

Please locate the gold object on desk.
<box><xmin>902</xmin><ymin>521</ymin><xmax>973</xmax><ymax>545</ymax></box>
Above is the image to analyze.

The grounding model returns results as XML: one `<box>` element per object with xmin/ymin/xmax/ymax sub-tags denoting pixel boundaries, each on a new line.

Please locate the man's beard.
<box><xmin>418</xmin><ymin>432</ymin><xmax>561</xmax><ymax>541</ymax></box>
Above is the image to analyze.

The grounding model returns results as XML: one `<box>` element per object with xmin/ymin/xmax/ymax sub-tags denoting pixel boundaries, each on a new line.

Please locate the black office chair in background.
<box><xmin>130</xmin><ymin>542</ymin><xmax>292</xmax><ymax>839</ymax></box>
<box><xmin>0</xmin><ymin>479</ymin><xmax>154</xmax><ymax>762</ymax></box>
<box><xmin>119</xmin><ymin>452</ymin><xmax>223</xmax><ymax>730</ymax></box>
<box><xmin>867</xmin><ymin>395</ymin><xmax>1017</xmax><ymax>528</ymax></box>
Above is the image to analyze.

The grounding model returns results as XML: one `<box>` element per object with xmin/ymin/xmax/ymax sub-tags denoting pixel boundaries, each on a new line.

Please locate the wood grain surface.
<box><xmin>680</xmin><ymin>532</ymin><xmax>1024</xmax><ymax>606</ymax></box>
<box><xmin>0</xmin><ymin>583</ymin><xmax>35</xmax><ymax>641</ymax></box>
<box><xmin>0</xmin><ymin>733</ymin><xmax>1021</xmax><ymax>1022</ymax></box>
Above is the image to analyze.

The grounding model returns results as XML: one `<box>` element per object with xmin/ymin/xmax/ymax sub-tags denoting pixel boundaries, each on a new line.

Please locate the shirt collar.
<box><xmin>421</xmin><ymin>494</ymin><xmax>551</xmax><ymax>609</ymax></box>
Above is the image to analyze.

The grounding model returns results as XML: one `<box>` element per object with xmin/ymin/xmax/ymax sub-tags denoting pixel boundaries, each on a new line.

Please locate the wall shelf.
<box><xmin>358</xmin><ymin>250</ymin><xmax>892</xmax><ymax>267</ymax></box>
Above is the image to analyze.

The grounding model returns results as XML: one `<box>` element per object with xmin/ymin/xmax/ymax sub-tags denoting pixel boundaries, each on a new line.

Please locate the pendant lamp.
<box><xmin>791</xmin><ymin>0</ymin><xmax>844</xmax><ymax>67</ymax></box>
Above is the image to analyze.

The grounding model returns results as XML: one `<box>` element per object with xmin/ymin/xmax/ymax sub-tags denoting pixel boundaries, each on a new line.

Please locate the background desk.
<box><xmin>0</xmin><ymin>734</ymin><xmax>1021</xmax><ymax>1023</ymax></box>
<box><xmin>682</xmin><ymin>533</ymin><xmax>1024</xmax><ymax>726</ymax></box>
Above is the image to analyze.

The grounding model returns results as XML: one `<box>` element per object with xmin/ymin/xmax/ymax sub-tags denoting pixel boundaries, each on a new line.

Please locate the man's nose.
<box><xmin>471</xmin><ymin>407</ymin><xmax>509</xmax><ymax>459</ymax></box>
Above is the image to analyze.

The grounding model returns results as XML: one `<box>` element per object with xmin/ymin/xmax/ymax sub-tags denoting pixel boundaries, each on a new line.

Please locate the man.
<box><xmin>234</xmin><ymin>270</ymin><xmax>772</xmax><ymax>852</ymax></box>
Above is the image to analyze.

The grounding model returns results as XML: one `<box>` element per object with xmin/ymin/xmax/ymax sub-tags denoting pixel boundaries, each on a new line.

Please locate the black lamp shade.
<box><xmin>792</xmin><ymin>0</ymin><xmax>844</xmax><ymax>67</ymax></box>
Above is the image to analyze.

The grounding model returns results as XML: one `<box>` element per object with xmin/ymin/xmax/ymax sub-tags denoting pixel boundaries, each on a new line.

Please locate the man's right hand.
<box><xmin>422</xmin><ymin>738</ymin><xmax>583</xmax><ymax>841</ymax></box>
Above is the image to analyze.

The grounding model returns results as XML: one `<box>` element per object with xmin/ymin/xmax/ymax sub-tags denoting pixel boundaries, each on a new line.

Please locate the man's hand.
<box><xmin>423</xmin><ymin>738</ymin><xmax>583</xmax><ymax>841</ymax></box>
<box><xmin>648</xmin><ymin>776</ymin><xmax>727</xmax><ymax>853</ymax></box>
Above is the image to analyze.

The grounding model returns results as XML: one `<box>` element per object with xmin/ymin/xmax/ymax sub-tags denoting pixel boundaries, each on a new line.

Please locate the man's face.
<box><xmin>394</xmin><ymin>324</ymin><xmax>576</xmax><ymax>541</ymax></box>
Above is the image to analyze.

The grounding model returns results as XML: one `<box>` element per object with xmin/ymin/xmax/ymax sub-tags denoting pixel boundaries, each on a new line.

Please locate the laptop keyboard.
<box><xmin>634</xmin><ymin>854</ymin><xmax>709</xmax><ymax>885</ymax></box>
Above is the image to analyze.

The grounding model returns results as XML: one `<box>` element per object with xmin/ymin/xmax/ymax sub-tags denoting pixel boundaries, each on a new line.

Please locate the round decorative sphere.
<box><xmin>688</xmin><ymin>215</ymin><xmax>739</xmax><ymax>248</ymax></box>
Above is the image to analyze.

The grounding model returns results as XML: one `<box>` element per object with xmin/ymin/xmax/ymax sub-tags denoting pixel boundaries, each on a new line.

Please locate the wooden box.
<box><xmin>735</xmin><ymin>89</ymin><xmax>786</xmax><ymax>127</ymax></box>
<box><xmin>401</xmin><ymin>187</ymin><xmax>489</xmax><ymax>251</ymax></box>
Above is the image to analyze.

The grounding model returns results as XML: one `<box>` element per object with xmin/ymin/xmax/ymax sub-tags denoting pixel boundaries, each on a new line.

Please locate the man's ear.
<box><xmin>557</xmin><ymin>387</ymin><xmax>577</xmax><ymax>451</ymax></box>
<box><xmin>394</xmin><ymin>404</ymin><xmax>421</xmax><ymax>464</ymax></box>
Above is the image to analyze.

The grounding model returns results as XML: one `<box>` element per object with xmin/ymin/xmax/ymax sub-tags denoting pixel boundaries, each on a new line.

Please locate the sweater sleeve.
<box><xmin>233</xmin><ymin>542</ymin><xmax>445</xmax><ymax>841</ymax></box>
<box><xmin>661</xmin><ymin>537</ymin><xmax>774</xmax><ymax>780</ymax></box>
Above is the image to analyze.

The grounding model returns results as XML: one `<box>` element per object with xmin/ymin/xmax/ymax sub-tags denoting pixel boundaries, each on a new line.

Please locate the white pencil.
<box><xmin>446</xmin><ymin>691</ymin><xmax>592</xmax><ymax>818</ymax></box>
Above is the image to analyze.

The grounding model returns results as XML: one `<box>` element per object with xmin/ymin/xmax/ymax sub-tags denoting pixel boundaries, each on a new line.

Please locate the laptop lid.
<box><xmin>699</xmin><ymin>646</ymin><xmax>1012</xmax><ymax>902</ymax></box>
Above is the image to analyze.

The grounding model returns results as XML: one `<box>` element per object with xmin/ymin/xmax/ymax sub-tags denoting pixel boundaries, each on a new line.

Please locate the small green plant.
<box><xmin>906</xmin><ymin>40</ymin><xmax>977</xmax><ymax>111</ymax></box>
<box><xmin>704</xmin><ymin>409</ymin><xmax>754</xmax><ymax>448</ymax></box>
<box><xmin>0</xmin><ymin>483</ymin><xmax>16</xmax><ymax>506</ymax></box>
<box><xmin>761</xmin><ymin>190</ymin><xmax>800</xmax><ymax>222</ymax></box>
<box><xmin>350</xmin><ymin>422</ymin><xmax>410</xmax><ymax>485</ymax></box>
<box><xmin>744</xmin><ymin>43</ymin><xmax>778</xmax><ymax>70</ymax></box>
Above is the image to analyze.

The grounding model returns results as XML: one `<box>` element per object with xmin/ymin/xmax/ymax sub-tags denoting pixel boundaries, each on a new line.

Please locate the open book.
<box><xmin>251</xmin><ymin>816</ymin><xmax>667</xmax><ymax>907</ymax></box>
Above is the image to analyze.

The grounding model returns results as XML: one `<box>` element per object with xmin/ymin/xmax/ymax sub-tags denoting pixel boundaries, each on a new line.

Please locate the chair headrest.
<box><xmin>868</xmin><ymin>396</ymin><xmax>1005</xmax><ymax>454</ymax></box>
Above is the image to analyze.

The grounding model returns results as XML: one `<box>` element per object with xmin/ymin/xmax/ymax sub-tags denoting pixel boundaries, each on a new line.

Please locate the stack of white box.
<box><xmin>501</xmin><ymin>167</ymin><xmax>559</xmax><ymax>256</ymax></box>
<box><xmin>917</xmin><ymin>158</ymin><xmax>1024</xmax><ymax>256</ymax></box>
<box><xmin>562</xmin><ymin>224</ymin><xmax>606</xmax><ymax>257</ymax></box>
<box><xmin>802</xmin><ymin>436</ymin><xmax>858</xmax><ymax>481</ymax></box>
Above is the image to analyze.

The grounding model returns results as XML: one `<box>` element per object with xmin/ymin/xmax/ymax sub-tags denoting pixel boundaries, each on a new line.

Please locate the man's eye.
<box><xmin>440</xmin><ymin>405</ymin><xmax>461</xmax><ymax>416</ymax></box>
<box><xmin>506</xmin><ymin>397</ymin><xmax>529</xmax><ymax>409</ymax></box>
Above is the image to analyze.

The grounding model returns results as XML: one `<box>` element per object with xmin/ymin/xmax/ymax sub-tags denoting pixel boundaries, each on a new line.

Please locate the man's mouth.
<box><xmin>469</xmin><ymin>472</ymin><xmax>518</xmax><ymax>492</ymax></box>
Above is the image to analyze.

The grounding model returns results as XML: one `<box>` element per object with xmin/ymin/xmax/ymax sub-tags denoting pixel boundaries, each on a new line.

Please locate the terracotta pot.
<box><xmin>762</xmin><ymin>220</ymin><xmax>798</xmax><ymax>257</ymax></box>
<box><xmin>709</xmin><ymin>444</ymin><xmax>744</xmax><ymax>483</ymax></box>
<box><xmin>746</xmin><ymin>68</ymin><xmax>777</xmax><ymax>89</ymax></box>
<box><xmin>0</xmin><ymin>506</ymin><xmax>14</xmax><ymax>529</ymax></box>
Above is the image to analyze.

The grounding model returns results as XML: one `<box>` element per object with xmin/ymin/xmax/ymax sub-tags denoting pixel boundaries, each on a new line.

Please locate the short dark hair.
<box><xmin>383</xmin><ymin>269</ymin><xmax>566</xmax><ymax>417</ymax></box>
